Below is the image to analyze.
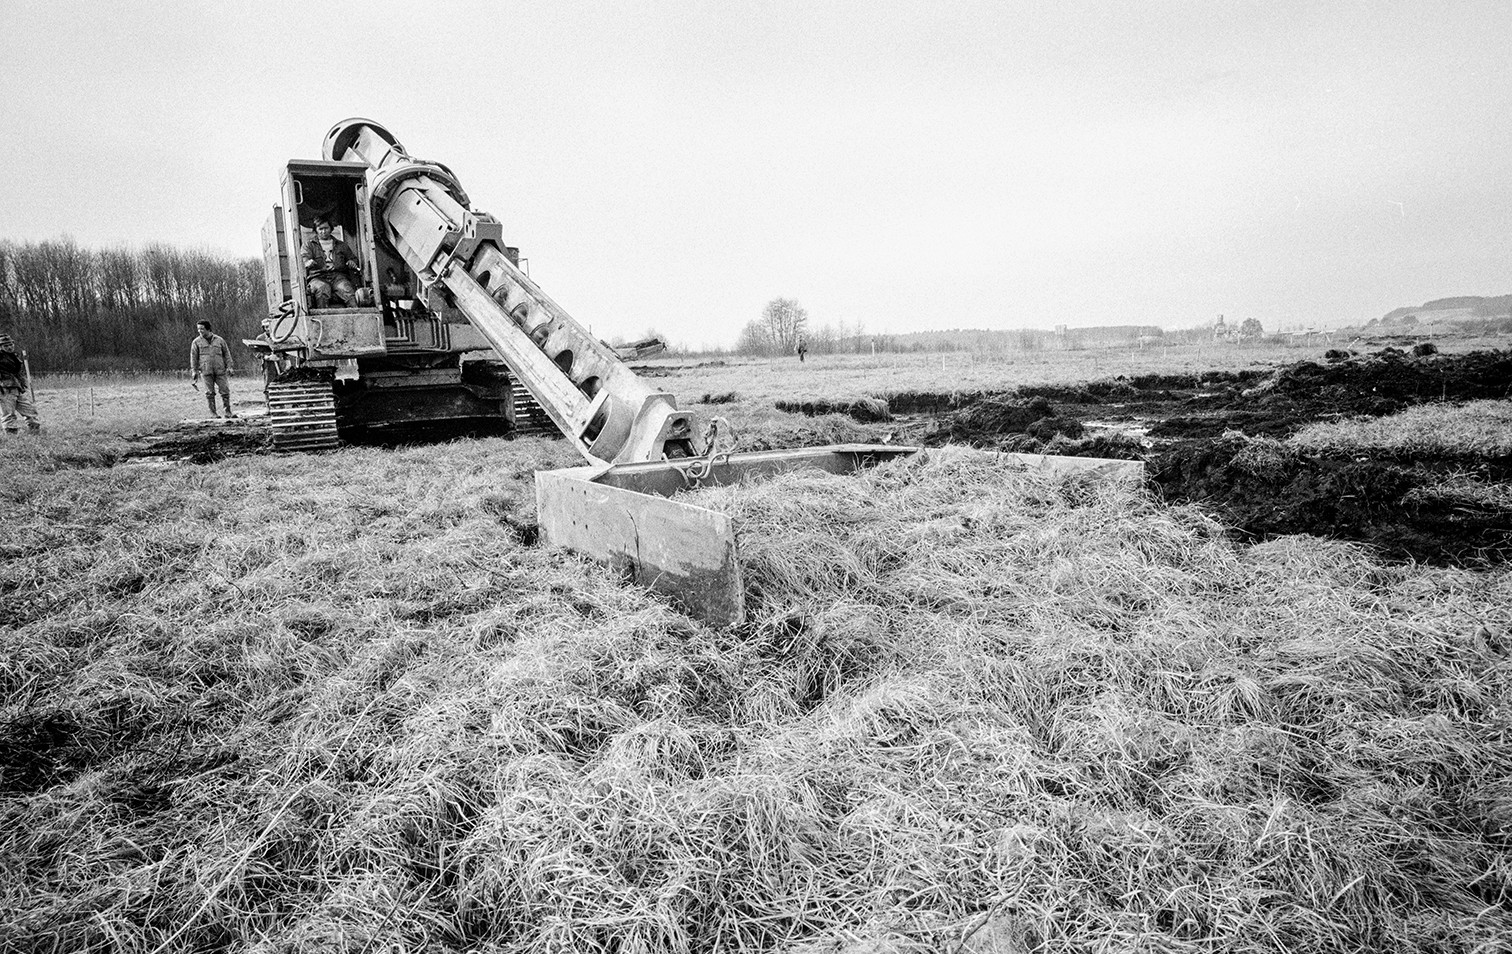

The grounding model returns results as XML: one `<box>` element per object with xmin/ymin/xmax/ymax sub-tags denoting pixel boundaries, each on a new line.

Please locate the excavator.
<box><xmin>252</xmin><ymin>119</ymin><xmax>694</xmax><ymax>457</ymax></box>
<box><xmin>253</xmin><ymin>119</ymin><xmax>1139</xmax><ymax>625</ymax></box>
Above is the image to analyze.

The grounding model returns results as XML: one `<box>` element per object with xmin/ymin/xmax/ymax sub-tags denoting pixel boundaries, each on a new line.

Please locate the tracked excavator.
<box><xmin>253</xmin><ymin>119</ymin><xmax>1139</xmax><ymax>625</ymax></box>
<box><xmin>252</xmin><ymin>119</ymin><xmax>697</xmax><ymax>459</ymax></box>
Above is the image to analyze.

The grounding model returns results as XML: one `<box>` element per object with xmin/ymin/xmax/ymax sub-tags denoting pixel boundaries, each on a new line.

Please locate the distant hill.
<box><xmin>1379</xmin><ymin>294</ymin><xmax>1512</xmax><ymax>326</ymax></box>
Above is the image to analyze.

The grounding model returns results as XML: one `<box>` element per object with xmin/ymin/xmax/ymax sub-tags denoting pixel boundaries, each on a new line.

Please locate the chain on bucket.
<box><xmin>681</xmin><ymin>417</ymin><xmax>737</xmax><ymax>488</ymax></box>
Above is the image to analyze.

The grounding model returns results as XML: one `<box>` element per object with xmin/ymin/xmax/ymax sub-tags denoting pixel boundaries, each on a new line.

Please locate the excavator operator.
<box><xmin>302</xmin><ymin>218</ymin><xmax>362</xmax><ymax>308</ymax></box>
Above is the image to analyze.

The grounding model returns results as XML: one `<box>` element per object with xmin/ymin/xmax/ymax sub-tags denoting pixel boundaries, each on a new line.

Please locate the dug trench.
<box><xmin>778</xmin><ymin>347</ymin><xmax>1512</xmax><ymax>565</ymax></box>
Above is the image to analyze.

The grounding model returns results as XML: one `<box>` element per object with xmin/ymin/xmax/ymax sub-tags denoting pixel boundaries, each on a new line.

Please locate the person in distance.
<box><xmin>0</xmin><ymin>334</ymin><xmax>42</xmax><ymax>434</ymax></box>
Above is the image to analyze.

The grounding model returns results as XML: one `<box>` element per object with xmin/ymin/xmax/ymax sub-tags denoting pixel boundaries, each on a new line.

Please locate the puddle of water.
<box><xmin>1085</xmin><ymin>419</ymin><xmax>1153</xmax><ymax>438</ymax></box>
<box><xmin>1083</xmin><ymin>420</ymin><xmax>1156</xmax><ymax>448</ymax></box>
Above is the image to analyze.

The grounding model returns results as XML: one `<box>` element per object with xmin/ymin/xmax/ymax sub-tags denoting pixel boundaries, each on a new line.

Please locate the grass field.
<box><xmin>1290</xmin><ymin>400</ymin><xmax>1512</xmax><ymax>457</ymax></box>
<box><xmin>13</xmin><ymin>373</ymin><xmax>245</xmax><ymax>465</ymax></box>
<box><xmin>4</xmin><ymin>337</ymin><xmax>1511</xmax><ymax>952</ymax></box>
<box><xmin>20</xmin><ymin>333</ymin><xmax>1504</xmax><ymax>441</ymax></box>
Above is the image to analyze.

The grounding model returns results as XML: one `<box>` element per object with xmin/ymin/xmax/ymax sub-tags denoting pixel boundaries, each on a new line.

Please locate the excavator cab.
<box><xmin>284</xmin><ymin>163</ymin><xmax>367</xmax><ymax>288</ymax></box>
<box><xmin>260</xmin><ymin>161</ymin><xmax>387</xmax><ymax>364</ymax></box>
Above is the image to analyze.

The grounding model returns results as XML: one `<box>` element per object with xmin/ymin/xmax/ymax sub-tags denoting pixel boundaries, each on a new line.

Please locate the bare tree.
<box><xmin>760</xmin><ymin>297</ymin><xmax>809</xmax><ymax>354</ymax></box>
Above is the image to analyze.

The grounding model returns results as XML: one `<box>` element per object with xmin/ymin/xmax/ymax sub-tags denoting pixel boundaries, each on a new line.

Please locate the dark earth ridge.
<box><xmin>1152</xmin><ymin>439</ymin><xmax>1512</xmax><ymax>565</ymax></box>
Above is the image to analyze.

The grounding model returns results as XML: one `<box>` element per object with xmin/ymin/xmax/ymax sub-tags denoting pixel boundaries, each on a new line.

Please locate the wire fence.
<box><xmin>36</xmin><ymin>369</ymin><xmax>202</xmax><ymax>384</ymax></box>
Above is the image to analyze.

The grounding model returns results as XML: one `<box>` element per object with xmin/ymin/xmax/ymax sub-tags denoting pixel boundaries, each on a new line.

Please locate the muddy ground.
<box><xmin>804</xmin><ymin>347</ymin><xmax>1511</xmax><ymax>566</ymax></box>
<box><xmin>119</xmin><ymin>421</ymin><xmax>272</xmax><ymax>465</ymax></box>
<box><xmin>106</xmin><ymin>347</ymin><xmax>1511</xmax><ymax>566</ymax></box>
<box><xmin>114</xmin><ymin>416</ymin><xmax>521</xmax><ymax>466</ymax></box>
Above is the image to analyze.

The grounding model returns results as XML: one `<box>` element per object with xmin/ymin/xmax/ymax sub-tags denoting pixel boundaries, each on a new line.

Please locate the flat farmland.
<box><xmin>3</xmin><ymin>336</ymin><xmax>1511</xmax><ymax>952</ymax></box>
<box><xmin>642</xmin><ymin>334</ymin><xmax>1504</xmax><ymax>403</ymax></box>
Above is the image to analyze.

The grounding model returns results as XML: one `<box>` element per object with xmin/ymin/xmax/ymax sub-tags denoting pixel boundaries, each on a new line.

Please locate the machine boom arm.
<box><xmin>323</xmin><ymin>118</ymin><xmax>700</xmax><ymax>464</ymax></box>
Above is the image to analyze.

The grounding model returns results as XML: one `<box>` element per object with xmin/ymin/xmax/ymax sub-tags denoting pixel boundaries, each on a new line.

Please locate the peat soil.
<box><xmin>781</xmin><ymin>347</ymin><xmax>1512</xmax><ymax>565</ymax></box>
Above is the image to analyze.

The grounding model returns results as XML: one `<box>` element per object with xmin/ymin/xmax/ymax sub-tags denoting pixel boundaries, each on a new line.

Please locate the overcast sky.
<box><xmin>2</xmin><ymin>0</ymin><xmax>1508</xmax><ymax>346</ymax></box>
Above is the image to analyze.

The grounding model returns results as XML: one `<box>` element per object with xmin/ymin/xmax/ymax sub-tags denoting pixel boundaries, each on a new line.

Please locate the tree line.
<box><xmin>726</xmin><ymin>297</ymin><xmax>1275</xmax><ymax>358</ymax></box>
<box><xmin>0</xmin><ymin>238</ymin><xmax>264</xmax><ymax>373</ymax></box>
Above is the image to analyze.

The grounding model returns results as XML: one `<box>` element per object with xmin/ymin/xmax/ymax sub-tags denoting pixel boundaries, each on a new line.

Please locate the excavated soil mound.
<box><xmin>1153</xmin><ymin>437</ymin><xmax>1512</xmax><ymax>565</ymax></box>
<box><xmin>774</xmin><ymin>397</ymin><xmax>893</xmax><ymax>422</ymax></box>
<box><xmin>884</xmin><ymin>389</ymin><xmax>993</xmax><ymax>414</ymax></box>
<box><xmin>1151</xmin><ymin>348</ymin><xmax>1512</xmax><ymax>439</ymax></box>
<box><xmin>923</xmin><ymin>396</ymin><xmax>1086</xmax><ymax>443</ymax></box>
<box><xmin>1139</xmin><ymin>350</ymin><xmax>1510</xmax><ymax>565</ymax></box>
<box><xmin>1257</xmin><ymin>347</ymin><xmax>1511</xmax><ymax>402</ymax></box>
<box><xmin>780</xmin><ymin>347</ymin><xmax>1512</xmax><ymax>565</ymax></box>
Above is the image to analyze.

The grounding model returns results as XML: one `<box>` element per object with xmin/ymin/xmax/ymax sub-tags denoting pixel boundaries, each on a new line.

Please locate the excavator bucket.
<box><xmin>536</xmin><ymin>444</ymin><xmax>1144</xmax><ymax>627</ymax></box>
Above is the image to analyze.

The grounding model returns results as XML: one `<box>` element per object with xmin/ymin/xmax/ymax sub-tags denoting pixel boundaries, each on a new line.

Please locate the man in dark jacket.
<box><xmin>190</xmin><ymin>321</ymin><xmax>236</xmax><ymax>418</ymax></box>
<box><xmin>0</xmin><ymin>334</ymin><xmax>41</xmax><ymax>434</ymax></box>
<box><xmin>302</xmin><ymin>218</ymin><xmax>362</xmax><ymax>307</ymax></box>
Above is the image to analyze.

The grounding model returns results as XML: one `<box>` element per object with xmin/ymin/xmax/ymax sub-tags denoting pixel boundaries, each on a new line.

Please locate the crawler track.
<box><xmin>265</xmin><ymin>380</ymin><xmax>341</xmax><ymax>452</ymax></box>
<box><xmin>510</xmin><ymin>382</ymin><xmax>557</xmax><ymax>437</ymax></box>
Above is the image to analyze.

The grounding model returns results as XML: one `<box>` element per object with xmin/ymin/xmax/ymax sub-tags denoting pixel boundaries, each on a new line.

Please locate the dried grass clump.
<box><xmin>3</xmin><ymin>444</ymin><xmax>1510</xmax><ymax>952</ymax></box>
<box><xmin>1289</xmin><ymin>399</ymin><xmax>1512</xmax><ymax>456</ymax></box>
<box><xmin>1227</xmin><ymin>432</ymin><xmax>1306</xmax><ymax>478</ymax></box>
<box><xmin>1405</xmin><ymin>473</ymin><xmax>1512</xmax><ymax>512</ymax></box>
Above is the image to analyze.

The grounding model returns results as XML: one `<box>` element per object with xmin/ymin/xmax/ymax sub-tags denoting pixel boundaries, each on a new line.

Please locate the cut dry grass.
<box><xmin>1405</xmin><ymin>473</ymin><xmax>1512</xmax><ymax>512</ymax></box>
<box><xmin>1289</xmin><ymin>399</ymin><xmax>1512</xmax><ymax>457</ymax></box>
<box><xmin>3</xmin><ymin>440</ymin><xmax>1510</xmax><ymax>952</ymax></box>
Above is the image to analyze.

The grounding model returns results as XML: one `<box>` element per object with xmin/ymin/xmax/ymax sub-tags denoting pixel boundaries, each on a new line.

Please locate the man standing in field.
<box><xmin>0</xmin><ymin>334</ymin><xmax>42</xmax><ymax>435</ymax></box>
<box><xmin>190</xmin><ymin>321</ymin><xmax>237</xmax><ymax>419</ymax></box>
